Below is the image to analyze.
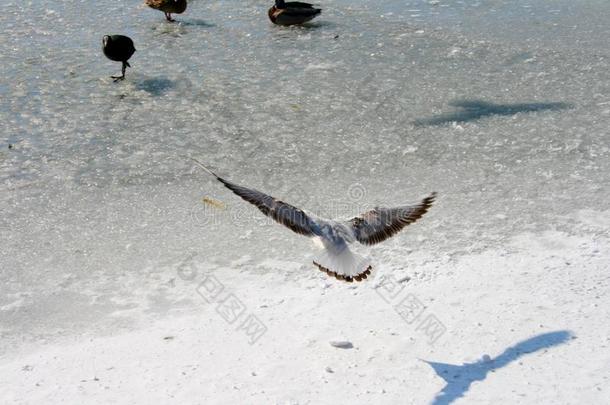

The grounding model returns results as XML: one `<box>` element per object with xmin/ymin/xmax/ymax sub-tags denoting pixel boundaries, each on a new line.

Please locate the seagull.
<box><xmin>190</xmin><ymin>158</ymin><xmax>436</xmax><ymax>282</ymax></box>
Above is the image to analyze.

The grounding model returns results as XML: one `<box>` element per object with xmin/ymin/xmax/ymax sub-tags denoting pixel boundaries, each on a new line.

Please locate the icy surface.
<box><xmin>1</xmin><ymin>0</ymin><xmax>609</xmax><ymax>403</ymax></box>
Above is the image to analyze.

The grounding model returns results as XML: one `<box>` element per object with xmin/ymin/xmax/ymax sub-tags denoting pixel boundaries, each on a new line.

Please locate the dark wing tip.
<box><xmin>402</xmin><ymin>191</ymin><xmax>437</xmax><ymax>223</ymax></box>
<box><xmin>421</xmin><ymin>192</ymin><xmax>437</xmax><ymax>206</ymax></box>
<box><xmin>185</xmin><ymin>156</ymin><xmax>221</xmax><ymax>179</ymax></box>
<box><xmin>419</xmin><ymin>191</ymin><xmax>437</xmax><ymax>210</ymax></box>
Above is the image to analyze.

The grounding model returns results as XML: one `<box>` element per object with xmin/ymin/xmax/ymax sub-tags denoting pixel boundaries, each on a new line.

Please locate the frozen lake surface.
<box><xmin>1</xmin><ymin>0</ymin><xmax>609</xmax><ymax>403</ymax></box>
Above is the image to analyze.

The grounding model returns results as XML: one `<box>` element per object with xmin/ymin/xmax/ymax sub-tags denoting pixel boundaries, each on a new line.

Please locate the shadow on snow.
<box><xmin>413</xmin><ymin>99</ymin><xmax>572</xmax><ymax>126</ymax></box>
<box><xmin>423</xmin><ymin>330</ymin><xmax>573</xmax><ymax>405</ymax></box>
<box><xmin>135</xmin><ymin>77</ymin><xmax>175</xmax><ymax>96</ymax></box>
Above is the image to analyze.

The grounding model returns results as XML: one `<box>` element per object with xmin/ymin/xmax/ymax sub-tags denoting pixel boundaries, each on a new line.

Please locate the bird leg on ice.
<box><xmin>111</xmin><ymin>62</ymin><xmax>127</xmax><ymax>82</ymax></box>
<box><xmin>165</xmin><ymin>12</ymin><xmax>175</xmax><ymax>22</ymax></box>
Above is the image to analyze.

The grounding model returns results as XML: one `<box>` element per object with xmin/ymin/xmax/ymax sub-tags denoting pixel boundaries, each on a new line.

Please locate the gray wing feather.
<box><xmin>220</xmin><ymin>178</ymin><xmax>316</xmax><ymax>236</ymax></box>
<box><xmin>188</xmin><ymin>158</ymin><xmax>317</xmax><ymax>236</ymax></box>
<box><xmin>349</xmin><ymin>193</ymin><xmax>436</xmax><ymax>245</ymax></box>
<box><xmin>212</xmin><ymin>176</ymin><xmax>316</xmax><ymax>237</ymax></box>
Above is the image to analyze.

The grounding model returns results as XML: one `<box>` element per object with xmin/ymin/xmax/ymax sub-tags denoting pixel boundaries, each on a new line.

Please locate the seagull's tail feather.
<box><xmin>313</xmin><ymin>246</ymin><xmax>372</xmax><ymax>283</ymax></box>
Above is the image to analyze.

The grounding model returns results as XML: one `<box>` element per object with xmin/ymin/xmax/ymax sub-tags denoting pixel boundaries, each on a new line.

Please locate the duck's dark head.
<box><xmin>275</xmin><ymin>0</ymin><xmax>286</xmax><ymax>8</ymax></box>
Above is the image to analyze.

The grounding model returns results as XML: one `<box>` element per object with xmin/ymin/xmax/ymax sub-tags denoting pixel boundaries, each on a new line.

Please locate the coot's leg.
<box><xmin>111</xmin><ymin>62</ymin><xmax>127</xmax><ymax>82</ymax></box>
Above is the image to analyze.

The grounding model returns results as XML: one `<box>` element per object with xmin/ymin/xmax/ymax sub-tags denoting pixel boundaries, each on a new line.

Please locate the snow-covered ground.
<box><xmin>1</xmin><ymin>0</ymin><xmax>609</xmax><ymax>404</ymax></box>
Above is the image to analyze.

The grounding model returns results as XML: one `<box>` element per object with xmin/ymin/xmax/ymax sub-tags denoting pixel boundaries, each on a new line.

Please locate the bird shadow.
<box><xmin>135</xmin><ymin>77</ymin><xmax>175</xmax><ymax>96</ymax></box>
<box><xmin>301</xmin><ymin>20</ymin><xmax>339</xmax><ymax>29</ymax></box>
<box><xmin>423</xmin><ymin>330</ymin><xmax>573</xmax><ymax>405</ymax></box>
<box><xmin>150</xmin><ymin>22</ymin><xmax>187</xmax><ymax>37</ymax></box>
<box><xmin>273</xmin><ymin>20</ymin><xmax>339</xmax><ymax>32</ymax></box>
<box><xmin>413</xmin><ymin>99</ymin><xmax>573</xmax><ymax>126</ymax></box>
<box><xmin>179</xmin><ymin>19</ymin><xmax>216</xmax><ymax>28</ymax></box>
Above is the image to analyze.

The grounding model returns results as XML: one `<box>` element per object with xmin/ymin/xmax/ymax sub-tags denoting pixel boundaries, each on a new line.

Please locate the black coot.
<box><xmin>102</xmin><ymin>35</ymin><xmax>136</xmax><ymax>81</ymax></box>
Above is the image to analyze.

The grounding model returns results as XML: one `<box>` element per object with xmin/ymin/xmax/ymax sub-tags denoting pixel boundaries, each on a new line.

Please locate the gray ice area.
<box><xmin>1</xmin><ymin>0</ymin><xmax>609</xmax><ymax>354</ymax></box>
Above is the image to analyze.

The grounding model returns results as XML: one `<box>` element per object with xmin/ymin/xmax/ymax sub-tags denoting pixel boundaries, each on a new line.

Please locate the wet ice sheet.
<box><xmin>0</xmin><ymin>0</ymin><xmax>609</xmax><ymax>369</ymax></box>
<box><xmin>355</xmin><ymin>0</ymin><xmax>610</xmax><ymax>50</ymax></box>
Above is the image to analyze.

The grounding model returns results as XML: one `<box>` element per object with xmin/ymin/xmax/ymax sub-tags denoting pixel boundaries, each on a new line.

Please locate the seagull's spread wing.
<box><xmin>348</xmin><ymin>193</ymin><xmax>436</xmax><ymax>245</ymax></box>
<box><xmin>190</xmin><ymin>159</ymin><xmax>316</xmax><ymax>237</ymax></box>
<box><xmin>219</xmin><ymin>178</ymin><xmax>316</xmax><ymax>236</ymax></box>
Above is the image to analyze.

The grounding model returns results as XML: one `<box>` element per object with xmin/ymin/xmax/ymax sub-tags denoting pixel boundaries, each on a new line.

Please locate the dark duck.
<box><xmin>102</xmin><ymin>35</ymin><xmax>136</xmax><ymax>82</ymax></box>
<box><xmin>145</xmin><ymin>0</ymin><xmax>188</xmax><ymax>22</ymax></box>
<box><xmin>268</xmin><ymin>0</ymin><xmax>321</xmax><ymax>26</ymax></box>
